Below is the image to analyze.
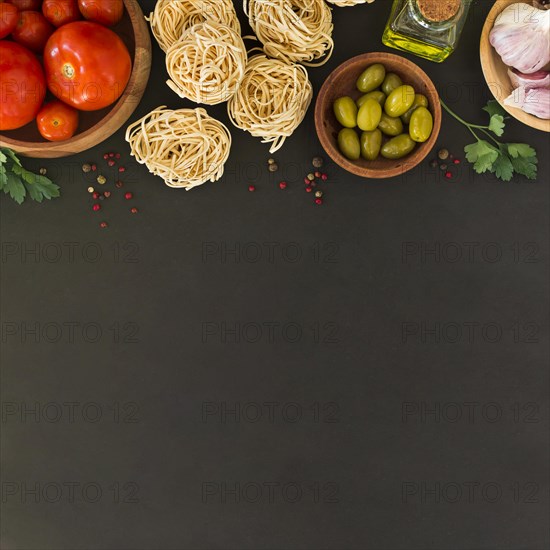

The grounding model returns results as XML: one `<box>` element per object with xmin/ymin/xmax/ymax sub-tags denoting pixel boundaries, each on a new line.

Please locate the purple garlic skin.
<box><xmin>490</xmin><ymin>4</ymin><xmax>550</xmax><ymax>73</ymax></box>
<box><xmin>508</xmin><ymin>68</ymin><xmax>550</xmax><ymax>89</ymax></box>
<box><xmin>504</xmin><ymin>86</ymin><xmax>550</xmax><ymax>119</ymax></box>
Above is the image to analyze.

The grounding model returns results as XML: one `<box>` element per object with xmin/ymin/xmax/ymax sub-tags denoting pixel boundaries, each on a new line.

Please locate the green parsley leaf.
<box><xmin>0</xmin><ymin>164</ymin><xmax>7</xmax><ymax>188</ymax></box>
<box><xmin>491</xmin><ymin>151</ymin><xmax>514</xmax><ymax>182</ymax></box>
<box><xmin>488</xmin><ymin>114</ymin><xmax>505</xmax><ymax>137</ymax></box>
<box><xmin>4</xmin><ymin>172</ymin><xmax>26</xmax><ymax>204</ymax></box>
<box><xmin>510</xmin><ymin>154</ymin><xmax>538</xmax><ymax>180</ymax></box>
<box><xmin>2</xmin><ymin>148</ymin><xmax>22</xmax><ymax>167</ymax></box>
<box><xmin>507</xmin><ymin>143</ymin><xmax>537</xmax><ymax>159</ymax></box>
<box><xmin>0</xmin><ymin>150</ymin><xmax>7</xmax><ymax>165</ymax></box>
<box><xmin>465</xmin><ymin>140</ymin><xmax>499</xmax><ymax>173</ymax></box>
<box><xmin>483</xmin><ymin>100</ymin><xmax>507</xmax><ymax>119</ymax></box>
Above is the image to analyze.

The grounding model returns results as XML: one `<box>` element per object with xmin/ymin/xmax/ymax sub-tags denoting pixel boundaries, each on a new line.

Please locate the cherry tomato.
<box><xmin>12</xmin><ymin>10</ymin><xmax>54</xmax><ymax>53</ymax></box>
<box><xmin>42</xmin><ymin>0</ymin><xmax>80</xmax><ymax>26</ymax></box>
<box><xmin>0</xmin><ymin>3</ymin><xmax>19</xmax><ymax>39</ymax></box>
<box><xmin>78</xmin><ymin>0</ymin><xmax>122</xmax><ymax>26</ymax></box>
<box><xmin>36</xmin><ymin>99</ymin><xmax>79</xmax><ymax>140</ymax></box>
<box><xmin>44</xmin><ymin>21</ymin><xmax>131</xmax><ymax>111</ymax></box>
<box><xmin>0</xmin><ymin>40</ymin><xmax>46</xmax><ymax>130</ymax></box>
<box><xmin>6</xmin><ymin>0</ymin><xmax>42</xmax><ymax>10</ymax></box>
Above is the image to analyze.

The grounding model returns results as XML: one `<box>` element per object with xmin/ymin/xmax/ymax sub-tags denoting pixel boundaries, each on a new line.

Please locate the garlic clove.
<box><xmin>508</xmin><ymin>68</ymin><xmax>550</xmax><ymax>89</ymax></box>
<box><xmin>504</xmin><ymin>86</ymin><xmax>550</xmax><ymax>119</ymax></box>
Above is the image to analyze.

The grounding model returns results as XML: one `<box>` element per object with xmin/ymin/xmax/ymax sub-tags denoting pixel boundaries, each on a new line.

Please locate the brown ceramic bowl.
<box><xmin>315</xmin><ymin>52</ymin><xmax>441</xmax><ymax>179</ymax></box>
<box><xmin>480</xmin><ymin>0</ymin><xmax>550</xmax><ymax>133</ymax></box>
<box><xmin>0</xmin><ymin>0</ymin><xmax>152</xmax><ymax>158</ymax></box>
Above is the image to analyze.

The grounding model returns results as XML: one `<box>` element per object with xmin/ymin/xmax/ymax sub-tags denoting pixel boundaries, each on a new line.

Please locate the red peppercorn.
<box><xmin>453</xmin><ymin>159</ymin><xmax>460</xmax><ymax>165</ymax></box>
<box><xmin>321</xmin><ymin>173</ymin><xmax>328</xmax><ymax>181</ymax></box>
<box><xmin>314</xmin><ymin>171</ymin><xmax>321</xmax><ymax>178</ymax></box>
<box><xmin>124</xmin><ymin>192</ymin><xmax>133</xmax><ymax>200</ymax></box>
<box><xmin>92</xmin><ymin>204</ymin><xmax>101</xmax><ymax>211</ymax></box>
<box><xmin>304</xmin><ymin>177</ymin><xmax>311</xmax><ymax>185</ymax></box>
<box><xmin>279</xmin><ymin>181</ymin><xmax>287</xmax><ymax>190</ymax></box>
<box><xmin>100</xmin><ymin>221</ymin><xmax>108</xmax><ymax>228</ymax></box>
<box><xmin>310</xmin><ymin>181</ymin><xmax>317</xmax><ymax>188</ymax></box>
<box><xmin>115</xmin><ymin>180</ymin><xmax>123</xmax><ymax>188</ymax></box>
<box><xmin>118</xmin><ymin>166</ymin><xmax>126</xmax><ymax>173</ymax></box>
<box><xmin>108</xmin><ymin>160</ymin><xmax>116</xmax><ymax>167</ymax></box>
<box><xmin>248</xmin><ymin>185</ymin><xmax>255</xmax><ymax>192</ymax></box>
<box><xmin>130</xmin><ymin>207</ymin><xmax>138</xmax><ymax>214</ymax></box>
<box><xmin>92</xmin><ymin>192</ymin><xmax>99</xmax><ymax>199</ymax></box>
<box><xmin>115</xmin><ymin>153</ymin><xmax>121</xmax><ymax>159</ymax></box>
<box><xmin>306</xmin><ymin>187</ymin><xmax>313</xmax><ymax>193</ymax></box>
<box><xmin>315</xmin><ymin>198</ymin><xmax>323</xmax><ymax>205</ymax></box>
<box><xmin>91</xmin><ymin>164</ymin><xmax>97</xmax><ymax>171</ymax></box>
<box><xmin>445</xmin><ymin>172</ymin><xmax>452</xmax><ymax>179</ymax></box>
<box><xmin>104</xmin><ymin>191</ymin><xmax>111</xmax><ymax>198</ymax></box>
<box><xmin>109</xmin><ymin>152</ymin><xmax>115</xmax><ymax>158</ymax></box>
<box><xmin>103</xmin><ymin>153</ymin><xmax>109</xmax><ymax>160</ymax></box>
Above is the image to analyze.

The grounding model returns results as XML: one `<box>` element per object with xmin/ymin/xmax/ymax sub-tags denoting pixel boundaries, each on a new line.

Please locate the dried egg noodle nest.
<box><xmin>125</xmin><ymin>107</ymin><xmax>232</xmax><ymax>190</ymax></box>
<box><xmin>227</xmin><ymin>55</ymin><xmax>313</xmax><ymax>153</ymax></box>
<box><xmin>326</xmin><ymin>0</ymin><xmax>374</xmax><ymax>6</ymax></box>
<box><xmin>147</xmin><ymin>0</ymin><xmax>241</xmax><ymax>53</ymax></box>
<box><xmin>244</xmin><ymin>0</ymin><xmax>334</xmax><ymax>66</ymax></box>
<box><xmin>166</xmin><ymin>22</ymin><xmax>247</xmax><ymax>105</ymax></box>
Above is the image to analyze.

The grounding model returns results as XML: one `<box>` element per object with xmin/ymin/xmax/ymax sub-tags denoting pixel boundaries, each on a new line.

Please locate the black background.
<box><xmin>1</xmin><ymin>1</ymin><xmax>549</xmax><ymax>549</ymax></box>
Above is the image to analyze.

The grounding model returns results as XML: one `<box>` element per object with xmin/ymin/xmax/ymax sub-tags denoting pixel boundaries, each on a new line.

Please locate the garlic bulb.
<box><xmin>508</xmin><ymin>68</ymin><xmax>550</xmax><ymax>89</ymax></box>
<box><xmin>490</xmin><ymin>3</ymin><xmax>550</xmax><ymax>73</ymax></box>
<box><xmin>504</xmin><ymin>86</ymin><xmax>550</xmax><ymax>119</ymax></box>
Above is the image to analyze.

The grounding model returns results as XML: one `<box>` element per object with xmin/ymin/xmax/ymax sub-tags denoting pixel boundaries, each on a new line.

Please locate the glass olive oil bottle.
<box><xmin>382</xmin><ymin>0</ymin><xmax>472</xmax><ymax>63</ymax></box>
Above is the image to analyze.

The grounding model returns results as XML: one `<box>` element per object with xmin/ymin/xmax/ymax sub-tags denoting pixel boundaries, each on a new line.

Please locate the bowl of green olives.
<box><xmin>315</xmin><ymin>52</ymin><xmax>441</xmax><ymax>179</ymax></box>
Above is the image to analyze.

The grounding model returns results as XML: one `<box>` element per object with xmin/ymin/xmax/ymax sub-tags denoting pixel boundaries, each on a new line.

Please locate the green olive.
<box><xmin>381</xmin><ymin>73</ymin><xmax>403</xmax><ymax>95</ymax></box>
<box><xmin>409</xmin><ymin>106</ymin><xmax>433</xmax><ymax>143</ymax></box>
<box><xmin>356</xmin><ymin>63</ymin><xmax>386</xmax><ymax>93</ymax></box>
<box><xmin>360</xmin><ymin>129</ymin><xmax>382</xmax><ymax>161</ymax></box>
<box><xmin>357</xmin><ymin>99</ymin><xmax>382</xmax><ymax>132</ymax></box>
<box><xmin>333</xmin><ymin>96</ymin><xmax>357</xmax><ymax>128</ymax></box>
<box><xmin>357</xmin><ymin>90</ymin><xmax>386</xmax><ymax>109</ymax></box>
<box><xmin>378</xmin><ymin>113</ymin><xmax>403</xmax><ymax>137</ymax></box>
<box><xmin>380</xmin><ymin>134</ymin><xmax>416</xmax><ymax>160</ymax></box>
<box><xmin>384</xmin><ymin>85</ymin><xmax>416</xmax><ymax>118</ymax></box>
<box><xmin>338</xmin><ymin>128</ymin><xmax>361</xmax><ymax>160</ymax></box>
<box><xmin>401</xmin><ymin>94</ymin><xmax>429</xmax><ymax>124</ymax></box>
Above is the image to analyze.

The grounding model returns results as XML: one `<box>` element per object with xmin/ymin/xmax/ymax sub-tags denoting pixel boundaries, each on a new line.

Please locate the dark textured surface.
<box><xmin>1</xmin><ymin>1</ymin><xmax>549</xmax><ymax>549</ymax></box>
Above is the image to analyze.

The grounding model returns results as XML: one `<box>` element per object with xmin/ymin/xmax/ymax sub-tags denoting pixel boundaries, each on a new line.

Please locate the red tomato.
<box><xmin>42</xmin><ymin>0</ymin><xmax>80</xmax><ymax>26</ymax></box>
<box><xmin>6</xmin><ymin>0</ymin><xmax>42</xmax><ymax>10</ymax></box>
<box><xmin>43</xmin><ymin>21</ymin><xmax>131</xmax><ymax>111</ymax></box>
<box><xmin>12</xmin><ymin>10</ymin><xmax>54</xmax><ymax>53</ymax></box>
<box><xmin>0</xmin><ymin>41</ymin><xmax>46</xmax><ymax>130</ymax></box>
<box><xmin>36</xmin><ymin>99</ymin><xmax>79</xmax><ymax>140</ymax></box>
<box><xmin>0</xmin><ymin>3</ymin><xmax>19</xmax><ymax>39</ymax></box>
<box><xmin>78</xmin><ymin>0</ymin><xmax>122</xmax><ymax>27</ymax></box>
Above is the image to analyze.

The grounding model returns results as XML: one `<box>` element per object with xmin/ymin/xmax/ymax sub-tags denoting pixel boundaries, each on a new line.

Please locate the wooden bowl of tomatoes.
<box><xmin>0</xmin><ymin>0</ymin><xmax>151</xmax><ymax>158</ymax></box>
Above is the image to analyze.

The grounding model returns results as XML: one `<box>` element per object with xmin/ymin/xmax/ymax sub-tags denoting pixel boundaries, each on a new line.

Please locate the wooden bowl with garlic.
<box><xmin>480</xmin><ymin>0</ymin><xmax>550</xmax><ymax>133</ymax></box>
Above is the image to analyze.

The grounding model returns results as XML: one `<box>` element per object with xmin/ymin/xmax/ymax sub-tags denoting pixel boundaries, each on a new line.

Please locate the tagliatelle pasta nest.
<box><xmin>125</xmin><ymin>106</ymin><xmax>232</xmax><ymax>190</ymax></box>
<box><xmin>147</xmin><ymin>0</ymin><xmax>241</xmax><ymax>53</ymax></box>
<box><xmin>166</xmin><ymin>22</ymin><xmax>247</xmax><ymax>105</ymax></box>
<box><xmin>244</xmin><ymin>0</ymin><xmax>334</xmax><ymax>66</ymax></box>
<box><xmin>227</xmin><ymin>55</ymin><xmax>313</xmax><ymax>153</ymax></box>
<box><xmin>326</xmin><ymin>0</ymin><xmax>374</xmax><ymax>6</ymax></box>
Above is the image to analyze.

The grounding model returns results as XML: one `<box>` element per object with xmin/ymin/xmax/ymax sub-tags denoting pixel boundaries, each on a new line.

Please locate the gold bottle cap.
<box><xmin>416</xmin><ymin>0</ymin><xmax>461</xmax><ymax>22</ymax></box>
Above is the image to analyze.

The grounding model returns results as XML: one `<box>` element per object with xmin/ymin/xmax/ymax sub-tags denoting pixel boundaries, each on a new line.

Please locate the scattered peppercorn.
<box><xmin>92</xmin><ymin>204</ymin><xmax>101</xmax><ymax>211</ymax></box>
<box><xmin>99</xmin><ymin>195</ymin><xmax>105</xmax><ymax>201</ymax></box>
<box><xmin>115</xmin><ymin>153</ymin><xmax>121</xmax><ymax>159</ymax></box>
<box><xmin>103</xmin><ymin>153</ymin><xmax>109</xmax><ymax>160</ymax></box>
<box><xmin>118</xmin><ymin>166</ymin><xmax>126</xmax><ymax>173</ymax></box>
<box><xmin>124</xmin><ymin>192</ymin><xmax>133</xmax><ymax>200</ymax></box>
<box><xmin>268</xmin><ymin>158</ymin><xmax>276</xmax><ymax>165</ymax></box>
<box><xmin>268</xmin><ymin>163</ymin><xmax>278</xmax><ymax>172</ymax></box>
<box><xmin>312</xmin><ymin>156</ymin><xmax>323</xmax><ymax>168</ymax></box>
<box><xmin>130</xmin><ymin>207</ymin><xmax>138</xmax><ymax>214</ymax></box>
<box><xmin>306</xmin><ymin>187</ymin><xmax>313</xmax><ymax>193</ymax></box>
<box><xmin>315</xmin><ymin>198</ymin><xmax>323</xmax><ymax>205</ymax></box>
<box><xmin>82</xmin><ymin>163</ymin><xmax>92</xmax><ymax>173</ymax></box>
<box><xmin>279</xmin><ymin>181</ymin><xmax>287</xmax><ymax>190</ymax></box>
<box><xmin>307</xmin><ymin>173</ymin><xmax>315</xmax><ymax>181</ymax></box>
<box><xmin>109</xmin><ymin>152</ymin><xmax>115</xmax><ymax>158</ymax></box>
<box><xmin>39</xmin><ymin>167</ymin><xmax>47</xmax><ymax>175</ymax></box>
<box><xmin>445</xmin><ymin>172</ymin><xmax>452</xmax><ymax>179</ymax></box>
<box><xmin>429</xmin><ymin>159</ymin><xmax>438</xmax><ymax>168</ymax></box>
<box><xmin>248</xmin><ymin>185</ymin><xmax>255</xmax><ymax>192</ymax></box>
<box><xmin>321</xmin><ymin>173</ymin><xmax>328</xmax><ymax>181</ymax></box>
<box><xmin>91</xmin><ymin>164</ymin><xmax>97</xmax><ymax>171</ymax></box>
<box><xmin>87</xmin><ymin>186</ymin><xmax>94</xmax><ymax>193</ymax></box>
<box><xmin>97</xmin><ymin>175</ymin><xmax>107</xmax><ymax>184</ymax></box>
<box><xmin>453</xmin><ymin>159</ymin><xmax>460</xmax><ymax>165</ymax></box>
<box><xmin>440</xmin><ymin>164</ymin><xmax>447</xmax><ymax>172</ymax></box>
<box><xmin>115</xmin><ymin>180</ymin><xmax>123</xmax><ymax>188</ymax></box>
<box><xmin>100</xmin><ymin>221</ymin><xmax>108</xmax><ymax>228</ymax></box>
<box><xmin>104</xmin><ymin>191</ymin><xmax>111</xmax><ymax>198</ymax></box>
<box><xmin>92</xmin><ymin>192</ymin><xmax>100</xmax><ymax>199</ymax></box>
<box><xmin>438</xmin><ymin>149</ymin><xmax>449</xmax><ymax>160</ymax></box>
<box><xmin>108</xmin><ymin>160</ymin><xmax>116</xmax><ymax>167</ymax></box>
<box><xmin>310</xmin><ymin>181</ymin><xmax>317</xmax><ymax>188</ymax></box>
<box><xmin>315</xmin><ymin>191</ymin><xmax>323</xmax><ymax>198</ymax></box>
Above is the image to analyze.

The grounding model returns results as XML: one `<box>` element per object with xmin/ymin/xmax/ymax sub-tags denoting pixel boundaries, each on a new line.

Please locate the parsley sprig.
<box><xmin>440</xmin><ymin>99</ymin><xmax>538</xmax><ymax>182</ymax></box>
<box><xmin>0</xmin><ymin>148</ymin><xmax>60</xmax><ymax>204</ymax></box>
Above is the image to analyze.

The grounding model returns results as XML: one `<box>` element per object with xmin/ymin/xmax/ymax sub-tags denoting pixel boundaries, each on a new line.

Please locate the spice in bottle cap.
<box><xmin>416</xmin><ymin>0</ymin><xmax>460</xmax><ymax>22</ymax></box>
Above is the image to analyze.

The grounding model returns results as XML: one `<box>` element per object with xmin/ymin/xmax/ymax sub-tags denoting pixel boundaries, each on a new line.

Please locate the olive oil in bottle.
<box><xmin>382</xmin><ymin>0</ymin><xmax>472</xmax><ymax>63</ymax></box>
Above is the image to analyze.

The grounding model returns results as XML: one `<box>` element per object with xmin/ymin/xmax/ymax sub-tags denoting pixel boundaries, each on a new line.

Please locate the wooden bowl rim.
<box><xmin>480</xmin><ymin>0</ymin><xmax>550</xmax><ymax>133</ymax></box>
<box><xmin>315</xmin><ymin>52</ymin><xmax>442</xmax><ymax>179</ymax></box>
<box><xmin>0</xmin><ymin>0</ymin><xmax>152</xmax><ymax>157</ymax></box>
